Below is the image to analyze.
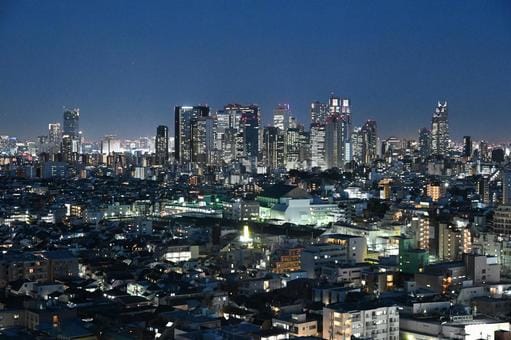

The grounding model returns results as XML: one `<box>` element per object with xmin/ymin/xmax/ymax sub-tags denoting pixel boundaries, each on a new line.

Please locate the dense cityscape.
<box><xmin>1</xmin><ymin>94</ymin><xmax>511</xmax><ymax>339</ymax></box>
<box><xmin>2</xmin><ymin>0</ymin><xmax>511</xmax><ymax>339</ymax></box>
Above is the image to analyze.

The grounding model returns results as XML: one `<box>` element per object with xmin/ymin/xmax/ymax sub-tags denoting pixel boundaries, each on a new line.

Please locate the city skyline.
<box><xmin>1</xmin><ymin>1</ymin><xmax>511</xmax><ymax>140</ymax></box>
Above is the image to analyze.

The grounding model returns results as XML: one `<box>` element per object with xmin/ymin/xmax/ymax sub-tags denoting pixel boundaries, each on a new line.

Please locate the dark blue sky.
<box><xmin>1</xmin><ymin>1</ymin><xmax>510</xmax><ymax>141</ymax></box>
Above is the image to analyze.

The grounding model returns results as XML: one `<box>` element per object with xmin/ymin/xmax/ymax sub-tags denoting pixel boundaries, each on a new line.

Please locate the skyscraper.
<box><xmin>262</xmin><ymin>126</ymin><xmax>285</xmax><ymax>170</ymax></box>
<box><xmin>155</xmin><ymin>125</ymin><xmax>169</xmax><ymax>165</ymax></box>
<box><xmin>310</xmin><ymin>101</ymin><xmax>327</xmax><ymax>124</ymax></box>
<box><xmin>310</xmin><ymin>123</ymin><xmax>326</xmax><ymax>170</ymax></box>
<box><xmin>273</xmin><ymin>104</ymin><xmax>289</xmax><ymax>131</ymax></box>
<box><xmin>351</xmin><ymin>127</ymin><xmax>363</xmax><ymax>163</ymax></box>
<box><xmin>361</xmin><ymin>120</ymin><xmax>377</xmax><ymax>164</ymax></box>
<box><xmin>174</xmin><ymin>105</ymin><xmax>210</xmax><ymax>164</ymax></box>
<box><xmin>325</xmin><ymin>112</ymin><xmax>351</xmax><ymax>168</ymax></box>
<box><xmin>285</xmin><ymin>127</ymin><xmax>301</xmax><ymax>170</ymax></box>
<box><xmin>418</xmin><ymin>128</ymin><xmax>431</xmax><ymax>158</ymax></box>
<box><xmin>502</xmin><ymin>167</ymin><xmax>511</xmax><ymax>205</ymax></box>
<box><xmin>463</xmin><ymin>136</ymin><xmax>472</xmax><ymax>159</ymax></box>
<box><xmin>63</xmin><ymin>108</ymin><xmax>80</xmax><ymax>138</ymax></box>
<box><xmin>239</xmin><ymin>105</ymin><xmax>260</xmax><ymax>162</ymax></box>
<box><xmin>48</xmin><ymin>123</ymin><xmax>61</xmax><ymax>143</ymax></box>
<box><xmin>191</xmin><ymin>116</ymin><xmax>214</xmax><ymax>165</ymax></box>
<box><xmin>431</xmin><ymin>101</ymin><xmax>449</xmax><ymax>156</ymax></box>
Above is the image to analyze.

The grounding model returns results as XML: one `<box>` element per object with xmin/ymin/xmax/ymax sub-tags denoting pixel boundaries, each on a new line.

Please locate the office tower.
<box><xmin>325</xmin><ymin>114</ymin><xmax>351</xmax><ymax>168</ymax></box>
<box><xmin>361</xmin><ymin>120</ymin><xmax>377</xmax><ymax>164</ymax></box>
<box><xmin>418</xmin><ymin>128</ymin><xmax>431</xmax><ymax>158</ymax></box>
<box><xmin>479</xmin><ymin>140</ymin><xmax>489</xmax><ymax>161</ymax></box>
<box><xmin>239</xmin><ymin>105</ymin><xmax>260</xmax><ymax>162</ymax></box>
<box><xmin>48</xmin><ymin>123</ymin><xmax>61</xmax><ymax>143</ymax></box>
<box><xmin>273</xmin><ymin>104</ymin><xmax>289</xmax><ymax>130</ymax></box>
<box><xmin>310</xmin><ymin>123</ymin><xmax>326</xmax><ymax>170</ymax></box>
<box><xmin>431</xmin><ymin>101</ymin><xmax>449</xmax><ymax>156</ymax></box>
<box><xmin>328</xmin><ymin>94</ymin><xmax>341</xmax><ymax>115</ymax></box>
<box><xmin>101</xmin><ymin>135</ymin><xmax>121</xmax><ymax>155</ymax></box>
<box><xmin>63</xmin><ymin>109</ymin><xmax>80</xmax><ymax>138</ymax></box>
<box><xmin>262</xmin><ymin>126</ymin><xmax>285</xmax><ymax>170</ymax></box>
<box><xmin>288</xmin><ymin>114</ymin><xmax>298</xmax><ymax>129</ymax></box>
<box><xmin>351</xmin><ymin>127</ymin><xmax>363</xmax><ymax>163</ymax></box>
<box><xmin>155</xmin><ymin>125</ymin><xmax>169</xmax><ymax>165</ymax></box>
<box><xmin>191</xmin><ymin>116</ymin><xmax>214</xmax><ymax>165</ymax></box>
<box><xmin>174</xmin><ymin>105</ymin><xmax>210</xmax><ymax>164</ymax></box>
<box><xmin>502</xmin><ymin>168</ymin><xmax>511</xmax><ymax>205</ymax></box>
<box><xmin>61</xmin><ymin>135</ymin><xmax>76</xmax><ymax>163</ymax></box>
<box><xmin>285</xmin><ymin>127</ymin><xmax>301</xmax><ymax>169</ymax></box>
<box><xmin>463</xmin><ymin>136</ymin><xmax>472</xmax><ymax>159</ymax></box>
<box><xmin>310</xmin><ymin>101</ymin><xmax>327</xmax><ymax>124</ymax></box>
<box><xmin>298</xmin><ymin>131</ymin><xmax>310</xmax><ymax>165</ymax></box>
<box><xmin>476</xmin><ymin>176</ymin><xmax>490</xmax><ymax>205</ymax></box>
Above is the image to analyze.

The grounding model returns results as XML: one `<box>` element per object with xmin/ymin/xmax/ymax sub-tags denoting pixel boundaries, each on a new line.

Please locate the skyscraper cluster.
<box><xmin>168</xmin><ymin>93</ymin><xmax>378</xmax><ymax>173</ymax></box>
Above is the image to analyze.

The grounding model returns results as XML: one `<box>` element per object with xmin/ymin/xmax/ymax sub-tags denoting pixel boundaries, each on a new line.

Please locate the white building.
<box><xmin>323</xmin><ymin>303</ymin><xmax>399</xmax><ymax>340</ymax></box>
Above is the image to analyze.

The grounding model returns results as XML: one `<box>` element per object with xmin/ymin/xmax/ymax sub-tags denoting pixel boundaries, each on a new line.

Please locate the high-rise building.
<box><xmin>502</xmin><ymin>168</ymin><xmax>511</xmax><ymax>205</ymax></box>
<box><xmin>310</xmin><ymin>101</ymin><xmax>327</xmax><ymax>124</ymax></box>
<box><xmin>285</xmin><ymin>127</ymin><xmax>301</xmax><ymax>170</ymax></box>
<box><xmin>298</xmin><ymin>131</ymin><xmax>310</xmax><ymax>165</ymax></box>
<box><xmin>493</xmin><ymin>205</ymin><xmax>511</xmax><ymax>236</ymax></box>
<box><xmin>463</xmin><ymin>135</ymin><xmax>472</xmax><ymax>159</ymax></box>
<box><xmin>479</xmin><ymin>140</ymin><xmax>489</xmax><ymax>161</ymax></box>
<box><xmin>101</xmin><ymin>135</ymin><xmax>121</xmax><ymax>155</ymax></box>
<box><xmin>61</xmin><ymin>135</ymin><xmax>78</xmax><ymax>163</ymax></box>
<box><xmin>239</xmin><ymin>105</ymin><xmax>260</xmax><ymax>162</ymax></box>
<box><xmin>174</xmin><ymin>105</ymin><xmax>210</xmax><ymax>164</ymax></box>
<box><xmin>155</xmin><ymin>125</ymin><xmax>169</xmax><ymax>165</ymax></box>
<box><xmin>262</xmin><ymin>126</ymin><xmax>285</xmax><ymax>170</ymax></box>
<box><xmin>431</xmin><ymin>101</ymin><xmax>449</xmax><ymax>156</ymax></box>
<box><xmin>418</xmin><ymin>128</ymin><xmax>431</xmax><ymax>158</ymax></box>
<box><xmin>191</xmin><ymin>116</ymin><xmax>214</xmax><ymax>165</ymax></box>
<box><xmin>361</xmin><ymin>120</ymin><xmax>377</xmax><ymax>164</ymax></box>
<box><xmin>48</xmin><ymin>123</ymin><xmax>61</xmax><ymax>143</ymax></box>
<box><xmin>63</xmin><ymin>109</ymin><xmax>80</xmax><ymax>139</ymax></box>
<box><xmin>310</xmin><ymin>123</ymin><xmax>326</xmax><ymax>170</ymax></box>
<box><xmin>351</xmin><ymin>127</ymin><xmax>363</xmax><ymax>163</ymax></box>
<box><xmin>273</xmin><ymin>104</ymin><xmax>289</xmax><ymax>131</ymax></box>
<box><xmin>325</xmin><ymin>114</ymin><xmax>351</xmax><ymax>168</ymax></box>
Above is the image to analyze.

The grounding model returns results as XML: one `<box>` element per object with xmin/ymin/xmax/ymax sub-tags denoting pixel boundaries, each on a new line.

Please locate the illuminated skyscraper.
<box><xmin>191</xmin><ymin>116</ymin><xmax>214</xmax><ymax>165</ymax></box>
<box><xmin>361</xmin><ymin>120</ymin><xmax>377</xmax><ymax>164</ymax></box>
<box><xmin>101</xmin><ymin>135</ymin><xmax>121</xmax><ymax>155</ymax></box>
<box><xmin>262</xmin><ymin>126</ymin><xmax>285</xmax><ymax>170</ymax></box>
<box><xmin>310</xmin><ymin>101</ymin><xmax>327</xmax><ymax>124</ymax></box>
<box><xmin>310</xmin><ymin>123</ymin><xmax>326</xmax><ymax>170</ymax></box>
<box><xmin>155</xmin><ymin>125</ymin><xmax>169</xmax><ymax>165</ymax></box>
<box><xmin>48</xmin><ymin>123</ymin><xmax>61</xmax><ymax>143</ymax></box>
<box><xmin>502</xmin><ymin>167</ymin><xmax>511</xmax><ymax>205</ymax></box>
<box><xmin>63</xmin><ymin>108</ymin><xmax>80</xmax><ymax>139</ymax></box>
<box><xmin>239</xmin><ymin>105</ymin><xmax>260</xmax><ymax>162</ymax></box>
<box><xmin>285</xmin><ymin>127</ymin><xmax>301</xmax><ymax>169</ymax></box>
<box><xmin>174</xmin><ymin>105</ymin><xmax>210</xmax><ymax>164</ymax></box>
<box><xmin>325</xmin><ymin>113</ymin><xmax>351</xmax><ymax>168</ymax></box>
<box><xmin>431</xmin><ymin>101</ymin><xmax>449</xmax><ymax>156</ymax></box>
<box><xmin>418</xmin><ymin>128</ymin><xmax>431</xmax><ymax>158</ymax></box>
<box><xmin>273</xmin><ymin>104</ymin><xmax>289</xmax><ymax>130</ymax></box>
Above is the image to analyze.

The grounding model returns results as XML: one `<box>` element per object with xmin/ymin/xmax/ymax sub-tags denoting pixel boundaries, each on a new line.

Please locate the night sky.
<box><xmin>1</xmin><ymin>0</ymin><xmax>510</xmax><ymax>141</ymax></box>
